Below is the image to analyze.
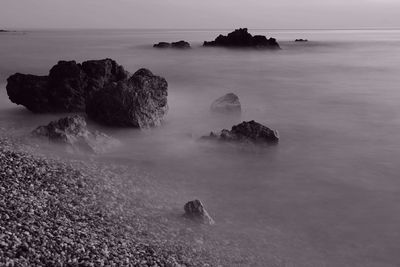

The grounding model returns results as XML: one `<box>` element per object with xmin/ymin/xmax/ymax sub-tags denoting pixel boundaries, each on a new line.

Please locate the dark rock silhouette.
<box><xmin>153</xmin><ymin>42</ymin><xmax>171</xmax><ymax>48</ymax></box>
<box><xmin>211</xmin><ymin>93</ymin><xmax>241</xmax><ymax>114</ymax></box>
<box><xmin>6</xmin><ymin>59</ymin><xmax>128</xmax><ymax>113</ymax></box>
<box><xmin>86</xmin><ymin>68</ymin><xmax>168</xmax><ymax>127</ymax></box>
<box><xmin>295</xmin><ymin>39</ymin><xmax>308</xmax><ymax>42</ymax></box>
<box><xmin>204</xmin><ymin>120</ymin><xmax>279</xmax><ymax>143</ymax></box>
<box><xmin>184</xmin><ymin>200</ymin><xmax>215</xmax><ymax>225</ymax></box>
<box><xmin>32</xmin><ymin>115</ymin><xmax>119</xmax><ymax>153</ymax></box>
<box><xmin>203</xmin><ymin>28</ymin><xmax>280</xmax><ymax>49</ymax></box>
<box><xmin>154</xmin><ymin>40</ymin><xmax>191</xmax><ymax>49</ymax></box>
<box><xmin>6</xmin><ymin>59</ymin><xmax>168</xmax><ymax>128</ymax></box>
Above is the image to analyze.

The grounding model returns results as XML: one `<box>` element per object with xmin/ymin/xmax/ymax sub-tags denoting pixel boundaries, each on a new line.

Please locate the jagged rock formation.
<box><xmin>203</xmin><ymin>28</ymin><xmax>280</xmax><ymax>49</ymax></box>
<box><xmin>6</xmin><ymin>59</ymin><xmax>168</xmax><ymax>128</ymax></box>
<box><xmin>203</xmin><ymin>120</ymin><xmax>279</xmax><ymax>144</ymax></box>
<box><xmin>6</xmin><ymin>59</ymin><xmax>128</xmax><ymax>113</ymax></box>
<box><xmin>154</xmin><ymin>41</ymin><xmax>191</xmax><ymax>49</ymax></box>
<box><xmin>32</xmin><ymin>115</ymin><xmax>119</xmax><ymax>153</ymax></box>
<box><xmin>85</xmin><ymin>68</ymin><xmax>168</xmax><ymax>127</ymax></box>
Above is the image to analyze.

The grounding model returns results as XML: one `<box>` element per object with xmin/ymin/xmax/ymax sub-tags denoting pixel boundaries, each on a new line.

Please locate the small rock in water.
<box><xmin>184</xmin><ymin>200</ymin><xmax>215</xmax><ymax>225</ymax></box>
<box><xmin>154</xmin><ymin>40</ymin><xmax>191</xmax><ymax>49</ymax></box>
<box><xmin>153</xmin><ymin>42</ymin><xmax>171</xmax><ymax>48</ymax></box>
<box><xmin>211</xmin><ymin>93</ymin><xmax>241</xmax><ymax>114</ymax></box>
<box><xmin>32</xmin><ymin>115</ymin><xmax>119</xmax><ymax>153</ymax></box>
<box><xmin>295</xmin><ymin>39</ymin><xmax>308</xmax><ymax>42</ymax></box>
<box><xmin>203</xmin><ymin>120</ymin><xmax>279</xmax><ymax>144</ymax></box>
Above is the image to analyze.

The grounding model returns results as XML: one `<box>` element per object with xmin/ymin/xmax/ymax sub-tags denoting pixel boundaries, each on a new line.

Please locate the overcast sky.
<box><xmin>1</xmin><ymin>0</ymin><xmax>400</xmax><ymax>29</ymax></box>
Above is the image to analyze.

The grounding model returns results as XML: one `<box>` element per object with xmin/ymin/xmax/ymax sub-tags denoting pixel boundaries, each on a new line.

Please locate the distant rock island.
<box><xmin>295</xmin><ymin>39</ymin><xmax>308</xmax><ymax>42</ymax></box>
<box><xmin>203</xmin><ymin>28</ymin><xmax>280</xmax><ymax>49</ymax></box>
<box><xmin>154</xmin><ymin>40</ymin><xmax>191</xmax><ymax>49</ymax></box>
<box><xmin>0</xmin><ymin>29</ymin><xmax>10</xmax><ymax>32</ymax></box>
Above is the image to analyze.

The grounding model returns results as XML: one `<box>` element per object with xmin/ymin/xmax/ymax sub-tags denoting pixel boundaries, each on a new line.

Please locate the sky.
<box><xmin>1</xmin><ymin>0</ymin><xmax>400</xmax><ymax>29</ymax></box>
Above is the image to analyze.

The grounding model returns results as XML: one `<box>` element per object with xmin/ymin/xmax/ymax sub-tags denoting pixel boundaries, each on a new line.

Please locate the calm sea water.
<box><xmin>1</xmin><ymin>29</ymin><xmax>400</xmax><ymax>266</ymax></box>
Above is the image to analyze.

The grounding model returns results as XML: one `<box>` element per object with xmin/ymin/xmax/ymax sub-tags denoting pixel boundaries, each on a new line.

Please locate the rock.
<box><xmin>154</xmin><ymin>41</ymin><xmax>191</xmax><ymax>49</ymax></box>
<box><xmin>171</xmin><ymin>41</ymin><xmax>191</xmax><ymax>49</ymax></box>
<box><xmin>32</xmin><ymin>115</ymin><xmax>119</xmax><ymax>153</ymax></box>
<box><xmin>184</xmin><ymin>200</ymin><xmax>215</xmax><ymax>225</ymax></box>
<box><xmin>295</xmin><ymin>39</ymin><xmax>308</xmax><ymax>42</ymax></box>
<box><xmin>203</xmin><ymin>120</ymin><xmax>279</xmax><ymax>143</ymax></box>
<box><xmin>86</xmin><ymin>68</ymin><xmax>168</xmax><ymax>127</ymax></box>
<box><xmin>153</xmin><ymin>42</ymin><xmax>171</xmax><ymax>48</ymax></box>
<box><xmin>211</xmin><ymin>93</ymin><xmax>241</xmax><ymax>114</ymax></box>
<box><xmin>203</xmin><ymin>28</ymin><xmax>280</xmax><ymax>49</ymax></box>
<box><xmin>6</xmin><ymin>74</ymin><xmax>51</xmax><ymax>112</ymax></box>
<box><xmin>47</xmin><ymin>60</ymin><xmax>88</xmax><ymax>112</ymax></box>
<box><xmin>6</xmin><ymin>59</ymin><xmax>129</xmax><ymax>113</ymax></box>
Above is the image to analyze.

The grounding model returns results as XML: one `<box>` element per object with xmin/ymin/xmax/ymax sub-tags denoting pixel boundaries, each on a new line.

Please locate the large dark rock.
<box><xmin>204</xmin><ymin>120</ymin><xmax>279</xmax><ymax>143</ymax></box>
<box><xmin>184</xmin><ymin>200</ymin><xmax>215</xmax><ymax>225</ymax></box>
<box><xmin>203</xmin><ymin>28</ymin><xmax>280</xmax><ymax>49</ymax></box>
<box><xmin>6</xmin><ymin>59</ymin><xmax>168</xmax><ymax>128</ymax></box>
<box><xmin>6</xmin><ymin>74</ymin><xmax>51</xmax><ymax>112</ymax></box>
<box><xmin>211</xmin><ymin>93</ymin><xmax>241</xmax><ymax>114</ymax></box>
<box><xmin>6</xmin><ymin>59</ymin><xmax>129</xmax><ymax>113</ymax></box>
<box><xmin>154</xmin><ymin>41</ymin><xmax>191</xmax><ymax>49</ymax></box>
<box><xmin>32</xmin><ymin>115</ymin><xmax>119</xmax><ymax>153</ymax></box>
<box><xmin>86</xmin><ymin>68</ymin><xmax>168</xmax><ymax>127</ymax></box>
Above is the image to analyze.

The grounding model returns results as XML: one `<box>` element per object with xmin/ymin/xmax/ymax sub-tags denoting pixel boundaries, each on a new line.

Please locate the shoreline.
<box><xmin>0</xmin><ymin>133</ymin><xmax>221</xmax><ymax>266</ymax></box>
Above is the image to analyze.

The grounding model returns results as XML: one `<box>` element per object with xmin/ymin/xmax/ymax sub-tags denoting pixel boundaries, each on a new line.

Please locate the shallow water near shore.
<box><xmin>1</xmin><ymin>29</ymin><xmax>400</xmax><ymax>266</ymax></box>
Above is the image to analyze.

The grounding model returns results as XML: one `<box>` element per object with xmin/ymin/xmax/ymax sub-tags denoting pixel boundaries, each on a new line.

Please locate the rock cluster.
<box><xmin>154</xmin><ymin>41</ymin><xmax>191</xmax><ymax>49</ymax></box>
<box><xmin>203</xmin><ymin>28</ymin><xmax>280</xmax><ymax>49</ymax></box>
<box><xmin>6</xmin><ymin>59</ymin><xmax>168</xmax><ymax>128</ymax></box>
<box><xmin>184</xmin><ymin>200</ymin><xmax>215</xmax><ymax>225</ymax></box>
<box><xmin>32</xmin><ymin>115</ymin><xmax>119</xmax><ymax>153</ymax></box>
<box><xmin>211</xmin><ymin>93</ymin><xmax>241</xmax><ymax>114</ymax></box>
<box><xmin>204</xmin><ymin>120</ymin><xmax>279</xmax><ymax>144</ymax></box>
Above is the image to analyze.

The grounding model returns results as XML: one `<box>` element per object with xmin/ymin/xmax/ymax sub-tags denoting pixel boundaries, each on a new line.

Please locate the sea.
<box><xmin>1</xmin><ymin>29</ymin><xmax>400</xmax><ymax>266</ymax></box>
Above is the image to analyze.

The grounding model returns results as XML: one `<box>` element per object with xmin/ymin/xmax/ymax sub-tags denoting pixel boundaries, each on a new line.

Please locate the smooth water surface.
<box><xmin>1</xmin><ymin>29</ymin><xmax>400</xmax><ymax>266</ymax></box>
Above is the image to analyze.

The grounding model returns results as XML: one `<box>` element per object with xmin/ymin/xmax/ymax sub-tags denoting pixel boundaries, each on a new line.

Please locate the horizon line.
<box><xmin>3</xmin><ymin>27</ymin><xmax>400</xmax><ymax>32</ymax></box>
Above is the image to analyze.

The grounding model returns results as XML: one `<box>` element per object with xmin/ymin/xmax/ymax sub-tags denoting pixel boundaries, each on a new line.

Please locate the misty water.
<box><xmin>1</xmin><ymin>29</ymin><xmax>400</xmax><ymax>266</ymax></box>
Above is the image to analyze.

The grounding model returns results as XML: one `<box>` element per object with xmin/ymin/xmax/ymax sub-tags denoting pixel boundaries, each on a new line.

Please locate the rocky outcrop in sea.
<box><xmin>154</xmin><ymin>41</ymin><xmax>191</xmax><ymax>49</ymax></box>
<box><xmin>203</xmin><ymin>28</ymin><xmax>280</xmax><ymax>49</ymax></box>
<box><xmin>203</xmin><ymin>120</ymin><xmax>279</xmax><ymax>144</ymax></box>
<box><xmin>6</xmin><ymin>59</ymin><xmax>168</xmax><ymax>128</ymax></box>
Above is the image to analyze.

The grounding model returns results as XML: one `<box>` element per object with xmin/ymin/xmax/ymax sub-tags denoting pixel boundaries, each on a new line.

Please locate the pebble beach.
<box><xmin>0</xmin><ymin>133</ymin><xmax>221</xmax><ymax>266</ymax></box>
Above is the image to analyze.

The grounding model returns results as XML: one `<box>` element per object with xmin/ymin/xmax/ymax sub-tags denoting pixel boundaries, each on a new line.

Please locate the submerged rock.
<box><xmin>204</xmin><ymin>120</ymin><xmax>279</xmax><ymax>144</ymax></box>
<box><xmin>6</xmin><ymin>59</ymin><xmax>128</xmax><ymax>113</ymax></box>
<box><xmin>184</xmin><ymin>200</ymin><xmax>215</xmax><ymax>225</ymax></box>
<box><xmin>203</xmin><ymin>28</ymin><xmax>280</xmax><ymax>49</ymax></box>
<box><xmin>86</xmin><ymin>68</ymin><xmax>168</xmax><ymax>127</ymax></box>
<box><xmin>32</xmin><ymin>115</ymin><xmax>119</xmax><ymax>153</ymax></box>
<box><xmin>154</xmin><ymin>40</ymin><xmax>191</xmax><ymax>49</ymax></box>
<box><xmin>211</xmin><ymin>93</ymin><xmax>241</xmax><ymax>114</ymax></box>
<box><xmin>295</xmin><ymin>39</ymin><xmax>308</xmax><ymax>42</ymax></box>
